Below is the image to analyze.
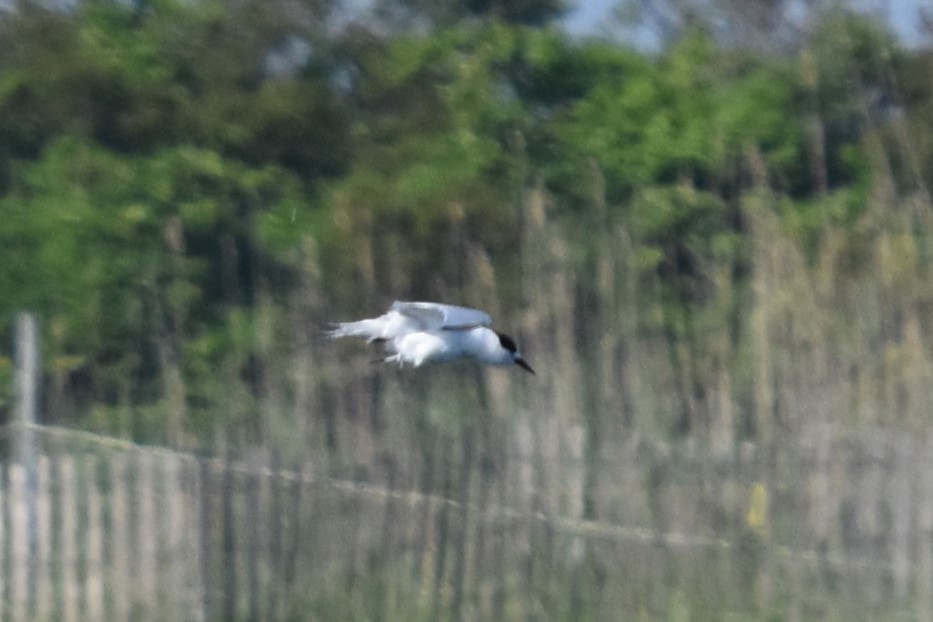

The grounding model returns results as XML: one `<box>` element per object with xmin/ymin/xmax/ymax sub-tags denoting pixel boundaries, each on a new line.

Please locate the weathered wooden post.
<box><xmin>14</xmin><ymin>312</ymin><xmax>40</xmax><ymax>618</ymax></box>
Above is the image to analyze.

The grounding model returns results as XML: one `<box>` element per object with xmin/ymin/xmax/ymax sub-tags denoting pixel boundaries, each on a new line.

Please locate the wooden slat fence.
<box><xmin>0</xmin><ymin>421</ymin><xmax>931</xmax><ymax>621</ymax></box>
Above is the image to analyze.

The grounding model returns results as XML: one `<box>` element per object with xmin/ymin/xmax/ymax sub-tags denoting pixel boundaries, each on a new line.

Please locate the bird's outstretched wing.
<box><xmin>391</xmin><ymin>301</ymin><xmax>492</xmax><ymax>331</ymax></box>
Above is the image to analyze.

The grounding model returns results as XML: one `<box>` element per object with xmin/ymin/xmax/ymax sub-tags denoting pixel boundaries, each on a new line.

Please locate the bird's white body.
<box><xmin>328</xmin><ymin>301</ymin><xmax>534</xmax><ymax>373</ymax></box>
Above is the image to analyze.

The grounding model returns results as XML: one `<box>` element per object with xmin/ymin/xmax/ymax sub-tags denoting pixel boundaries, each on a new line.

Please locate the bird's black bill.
<box><xmin>515</xmin><ymin>358</ymin><xmax>535</xmax><ymax>375</ymax></box>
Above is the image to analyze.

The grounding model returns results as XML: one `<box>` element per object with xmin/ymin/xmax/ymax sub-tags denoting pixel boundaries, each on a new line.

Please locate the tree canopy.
<box><xmin>0</xmin><ymin>0</ymin><xmax>931</xmax><ymax>445</ymax></box>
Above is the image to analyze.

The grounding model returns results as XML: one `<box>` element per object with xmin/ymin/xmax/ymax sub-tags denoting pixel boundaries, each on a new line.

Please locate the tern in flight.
<box><xmin>328</xmin><ymin>301</ymin><xmax>535</xmax><ymax>374</ymax></box>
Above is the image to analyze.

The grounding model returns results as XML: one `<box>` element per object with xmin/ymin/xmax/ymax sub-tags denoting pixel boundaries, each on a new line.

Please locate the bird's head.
<box><xmin>496</xmin><ymin>332</ymin><xmax>535</xmax><ymax>375</ymax></box>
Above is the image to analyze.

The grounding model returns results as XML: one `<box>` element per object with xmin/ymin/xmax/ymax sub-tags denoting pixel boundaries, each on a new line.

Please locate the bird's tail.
<box><xmin>326</xmin><ymin>319</ymin><xmax>384</xmax><ymax>342</ymax></box>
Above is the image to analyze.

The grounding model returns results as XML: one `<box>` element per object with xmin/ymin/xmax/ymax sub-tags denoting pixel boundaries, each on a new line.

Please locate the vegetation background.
<box><xmin>1</xmin><ymin>0</ymin><xmax>933</xmax><ymax>619</ymax></box>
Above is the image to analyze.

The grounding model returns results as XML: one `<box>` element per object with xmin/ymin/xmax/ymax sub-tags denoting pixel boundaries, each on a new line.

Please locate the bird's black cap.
<box><xmin>497</xmin><ymin>332</ymin><xmax>535</xmax><ymax>374</ymax></box>
<box><xmin>497</xmin><ymin>332</ymin><xmax>518</xmax><ymax>353</ymax></box>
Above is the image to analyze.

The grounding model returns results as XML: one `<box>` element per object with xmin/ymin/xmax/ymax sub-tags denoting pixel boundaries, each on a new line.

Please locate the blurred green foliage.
<box><xmin>0</xmin><ymin>0</ymin><xmax>928</xmax><ymax>442</ymax></box>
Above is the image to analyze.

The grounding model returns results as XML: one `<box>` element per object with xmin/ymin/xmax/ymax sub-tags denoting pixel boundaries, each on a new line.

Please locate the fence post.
<box><xmin>14</xmin><ymin>312</ymin><xmax>40</xmax><ymax>618</ymax></box>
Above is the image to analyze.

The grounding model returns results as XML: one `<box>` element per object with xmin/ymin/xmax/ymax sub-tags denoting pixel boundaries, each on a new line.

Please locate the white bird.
<box><xmin>328</xmin><ymin>301</ymin><xmax>535</xmax><ymax>374</ymax></box>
